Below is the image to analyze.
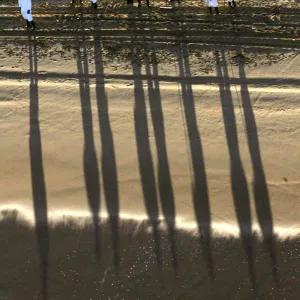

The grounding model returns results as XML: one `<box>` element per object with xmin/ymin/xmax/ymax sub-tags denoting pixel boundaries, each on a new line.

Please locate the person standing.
<box><xmin>18</xmin><ymin>0</ymin><xmax>36</xmax><ymax>30</ymax></box>
<box><xmin>206</xmin><ymin>0</ymin><xmax>219</xmax><ymax>15</ymax></box>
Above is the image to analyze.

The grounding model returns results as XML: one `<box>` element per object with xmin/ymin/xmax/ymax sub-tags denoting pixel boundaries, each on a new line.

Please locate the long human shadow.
<box><xmin>28</xmin><ymin>36</ymin><xmax>49</xmax><ymax>300</ymax></box>
<box><xmin>145</xmin><ymin>50</ymin><xmax>178</xmax><ymax>273</ymax></box>
<box><xmin>177</xmin><ymin>44</ymin><xmax>214</xmax><ymax>279</ymax></box>
<box><xmin>237</xmin><ymin>49</ymin><xmax>279</xmax><ymax>287</ymax></box>
<box><xmin>216</xmin><ymin>50</ymin><xmax>256</xmax><ymax>292</ymax></box>
<box><xmin>131</xmin><ymin>46</ymin><xmax>162</xmax><ymax>268</ymax></box>
<box><xmin>93</xmin><ymin>36</ymin><xmax>120</xmax><ymax>271</ymax></box>
<box><xmin>76</xmin><ymin>38</ymin><xmax>101</xmax><ymax>263</ymax></box>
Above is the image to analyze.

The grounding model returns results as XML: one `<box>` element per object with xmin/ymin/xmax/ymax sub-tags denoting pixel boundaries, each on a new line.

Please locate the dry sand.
<box><xmin>1</xmin><ymin>44</ymin><xmax>299</xmax><ymax>234</ymax></box>
<box><xmin>1</xmin><ymin>1</ymin><xmax>300</xmax><ymax>299</ymax></box>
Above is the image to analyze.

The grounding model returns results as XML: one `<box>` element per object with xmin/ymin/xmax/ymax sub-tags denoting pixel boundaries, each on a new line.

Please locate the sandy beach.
<box><xmin>1</xmin><ymin>0</ymin><xmax>300</xmax><ymax>299</ymax></box>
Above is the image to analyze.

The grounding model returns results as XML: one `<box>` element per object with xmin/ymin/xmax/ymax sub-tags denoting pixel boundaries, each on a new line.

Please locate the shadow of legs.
<box><xmin>94</xmin><ymin>37</ymin><xmax>120</xmax><ymax>272</ymax></box>
<box><xmin>177</xmin><ymin>44</ymin><xmax>214</xmax><ymax>280</ymax></box>
<box><xmin>132</xmin><ymin>46</ymin><xmax>162</xmax><ymax>269</ymax></box>
<box><xmin>216</xmin><ymin>49</ymin><xmax>256</xmax><ymax>292</ymax></box>
<box><xmin>76</xmin><ymin>38</ymin><xmax>101</xmax><ymax>263</ymax></box>
<box><xmin>145</xmin><ymin>51</ymin><xmax>178</xmax><ymax>274</ymax></box>
<box><xmin>28</xmin><ymin>36</ymin><xmax>49</xmax><ymax>300</ymax></box>
<box><xmin>237</xmin><ymin>48</ymin><xmax>279</xmax><ymax>288</ymax></box>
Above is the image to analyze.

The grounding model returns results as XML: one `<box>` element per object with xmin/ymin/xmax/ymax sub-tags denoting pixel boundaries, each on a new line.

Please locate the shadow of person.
<box><xmin>237</xmin><ymin>48</ymin><xmax>279</xmax><ymax>288</ymax></box>
<box><xmin>177</xmin><ymin>44</ymin><xmax>214</xmax><ymax>280</ymax></box>
<box><xmin>93</xmin><ymin>36</ymin><xmax>120</xmax><ymax>272</ymax></box>
<box><xmin>76</xmin><ymin>38</ymin><xmax>101</xmax><ymax>263</ymax></box>
<box><xmin>131</xmin><ymin>45</ymin><xmax>162</xmax><ymax>269</ymax></box>
<box><xmin>145</xmin><ymin>50</ymin><xmax>178</xmax><ymax>274</ymax></box>
<box><xmin>215</xmin><ymin>49</ymin><xmax>256</xmax><ymax>292</ymax></box>
<box><xmin>28</xmin><ymin>35</ymin><xmax>49</xmax><ymax>300</ymax></box>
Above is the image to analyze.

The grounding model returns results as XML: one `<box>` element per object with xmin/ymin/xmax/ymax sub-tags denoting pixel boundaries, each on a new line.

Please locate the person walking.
<box><xmin>18</xmin><ymin>0</ymin><xmax>36</xmax><ymax>30</ymax></box>
<box><xmin>206</xmin><ymin>0</ymin><xmax>219</xmax><ymax>15</ymax></box>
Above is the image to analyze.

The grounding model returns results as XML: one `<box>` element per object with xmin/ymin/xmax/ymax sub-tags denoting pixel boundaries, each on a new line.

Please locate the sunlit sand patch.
<box><xmin>1</xmin><ymin>204</ymin><xmax>300</xmax><ymax>240</ymax></box>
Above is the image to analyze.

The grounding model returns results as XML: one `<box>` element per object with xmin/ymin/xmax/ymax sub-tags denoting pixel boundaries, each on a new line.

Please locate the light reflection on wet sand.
<box><xmin>1</xmin><ymin>204</ymin><xmax>300</xmax><ymax>240</ymax></box>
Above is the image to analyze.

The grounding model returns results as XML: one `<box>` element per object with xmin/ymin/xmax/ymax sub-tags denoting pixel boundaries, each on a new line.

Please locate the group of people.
<box><xmin>70</xmin><ymin>0</ymin><xmax>237</xmax><ymax>11</ymax></box>
<box><xmin>18</xmin><ymin>0</ymin><xmax>237</xmax><ymax>31</ymax></box>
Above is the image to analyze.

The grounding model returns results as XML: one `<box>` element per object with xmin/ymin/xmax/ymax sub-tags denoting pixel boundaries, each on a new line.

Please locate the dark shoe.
<box><xmin>208</xmin><ymin>7</ymin><xmax>213</xmax><ymax>14</ymax></box>
<box><xmin>92</xmin><ymin>2</ymin><xmax>97</xmax><ymax>9</ymax></box>
<box><xmin>215</xmin><ymin>7</ymin><xmax>220</xmax><ymax>15</ymax></box>
<box><xmin>31</xmin><ymin>21</ymin><xmax>36</xmax><ymax>31</ymax></box>
<box><xmin>26</xmin><ymin>20</ymin><xmax>31</xmax><ymax>28</ymax></box>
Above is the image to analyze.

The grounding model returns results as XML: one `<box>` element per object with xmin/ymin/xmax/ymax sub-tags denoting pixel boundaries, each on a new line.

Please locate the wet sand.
<box><xmin>1</xmin><ymin>213</ymin><xmax>300</xmax><ymax>299</ymax></box>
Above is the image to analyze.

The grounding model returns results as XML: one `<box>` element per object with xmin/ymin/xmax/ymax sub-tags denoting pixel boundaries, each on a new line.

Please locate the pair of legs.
<box><xmin>21</xmin><ymin>8</ymin><xmax>36</xmax><ymax>30</ymax></box>
<box><xmin>208</xmin><ymin>6</ymin><xmax>219</xmax><ymax>14</ymax></box>
<box><xmin>207</xmin><ymin>0</ymin><xmax>219</xmax><ymax>14</ymax></box>
<box><xmin>90</xmin><ymin>0</ymin><xmax>98</xmax><ymax>9</ymax></box>
<box><xmin>228</xmin><ymin>0</ymin><xmax>237</xmax><ymax>8</ymax></box>
<box><xmin>208</xmin><ymin>6</ymin><xmax>220</xmax><ymax>15</ymax></box>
